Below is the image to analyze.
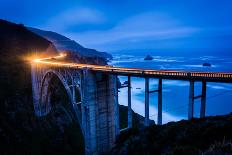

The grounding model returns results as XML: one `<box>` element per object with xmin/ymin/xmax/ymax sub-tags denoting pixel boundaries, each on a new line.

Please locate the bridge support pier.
<box><xmin>188</xmin><ymin>81</ymin><xmax>195</xmax><ymax>120</ymax></box>
<box><xmin>72</xmin><ymin>76</ymin><xmax>76</xmax><ymax>104</ymax></box>
<box><xmin>83</xmin><ymin>70</ymin><xmax>118</xmax><ymax>155</ymax></box>
<box><xmin>145</xmin><ymin>77</ymin><xmax>150</xmax><ymax>126</ymax></box>
<box><xmin>157</xmin><ymin>79</ymin><xmax>163</xmax><ymax>125</ymax></box>
<box><xmin>200</xmin><ymin>81</ymin><xmax>207</xmax><ymax>118</ymax></box>
<box><xmin>188</xmin><ymin>81</ymin><xmax>207</xmax><ymax>120</ymax></box>
<box><xmin>127</xmin><ymin>76</ymin><xmax>132</xmax><ymax>128</ymax></box>
<box><xmin>115</xmin><ymin>76</ymin><xmax>120</xmax><ymax>135</ymax></box>
<box><xmin>147</xmin><ymin>78</ymin><xmax>163</xmax><ymax>125</ymax></box>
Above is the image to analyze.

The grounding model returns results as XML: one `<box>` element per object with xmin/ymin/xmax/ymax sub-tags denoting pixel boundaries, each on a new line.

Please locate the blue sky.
<box><xmin>1</xmin><ymin>0</ymin><xmax>232</xmax><ymax>53</ymax></box>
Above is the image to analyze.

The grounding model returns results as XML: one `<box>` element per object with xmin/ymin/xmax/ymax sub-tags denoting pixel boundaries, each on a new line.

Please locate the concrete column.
<box><xmin>31</xmin><ymin>63</ymin><xmax>41</xmax><ymax>116</ymax></box>
<box><xmin>128</xmin><ymin>76</ymin><xmax>132</xmax><ymax>128</ymax></box>
<box><xmin>82</xmin><ymin>69</ymin><xmax>97</xmax><ymax>155</ymax></box>
<box><xmin>115</xmin><ymin>76</ymin><xmax>120</xmax><ymax>135</ymax></box>
<box><xmin>157</xmin><ymin>79</ymin><xmax>163</xmax><ymax>125</ymax></box>
<box><xmin>72</xmin><ymin>76</ymin><xmax>76</xmax><ymax>104</ymax></box>
<box><xmin>145</xmin><ymin>77</ymin><xmax>149</xmax><ymax>126</ymax></box>
<box><xmin>188</xmin><ymin>81</ymin><xmax>194</xmax><ymax>120</ymax></box>
<box><xmin>200</xmin><ymin>81</ymin><xmax>207</xmax><ymax>118</ymax></box>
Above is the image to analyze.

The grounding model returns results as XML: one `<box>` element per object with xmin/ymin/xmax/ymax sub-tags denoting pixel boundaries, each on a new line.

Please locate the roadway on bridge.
<box><xmin>32</xmin><ymin>54</ymin><xmax>232</xmax><ymax>83</ymax></box>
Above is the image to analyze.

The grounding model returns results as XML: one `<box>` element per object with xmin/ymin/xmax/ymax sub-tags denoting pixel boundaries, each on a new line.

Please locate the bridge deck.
<box><xmin>33</xmin><ymin>55</ymin><xmax>232</xmax><ymax>83</ymax></box>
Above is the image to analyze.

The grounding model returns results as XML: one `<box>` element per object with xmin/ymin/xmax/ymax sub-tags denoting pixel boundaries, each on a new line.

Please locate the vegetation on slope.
<box><xmin>111</xmin><ymin>114</ymin><xmax>232</xmax><ymax>155</ymax></box>
<box><xmin>119</xmin><ymin>105</ymin><xmax>155</xmax><ymax>130</ymax></box>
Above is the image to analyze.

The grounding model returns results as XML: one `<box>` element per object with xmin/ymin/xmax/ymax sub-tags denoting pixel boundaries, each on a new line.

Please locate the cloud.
<box><xmin>207</xmin><ymin>84</ymin><xmax>232</xmax><ymax>90</ymax></box>
<box><xmin>65</xmin><ymin>12</ymin><xmax>198</xmax><ymax>50</ymax></box>
<box><xmin>40</xmin><ymin>7</ymin><xmax>105</xmax><ymax>31</ymax></box>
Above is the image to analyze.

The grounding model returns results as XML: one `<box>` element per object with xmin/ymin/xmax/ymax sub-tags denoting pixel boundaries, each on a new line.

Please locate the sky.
<box><xmin>1</xmin><ymin>0</ymin><xmax>232</xmax><ymax>53</ymax></box>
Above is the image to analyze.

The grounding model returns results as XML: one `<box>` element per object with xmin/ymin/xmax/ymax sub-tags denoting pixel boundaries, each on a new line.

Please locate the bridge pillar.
<box><xmin>31</xmin><ymin>64</ymin><xmax>40</xmax><ymax>116</ymax></box>
<box><xmin>188</xmin><ymin>81</ymin><xmax>194</xmax><ymax>120</ymax></box>
<box><xmin>114</xmin><ymin>76</ymin><xmax>120</xmax><ymax>135</ymax></box>
<box><xmin>31</xmin><ymin>64</ymin><xmax>52</xmax><ymax>116</ymax></box>
<box><xmin>157</xmin><ymin>79</ymin><xmax>163</xmax><ymax>125</ymax></box>
<box><xmin>82</xmin><ymin>69</ymin><xmax>97</xmax><ymax>155</ymax></box>
<box><xmin>127</xmin><ymin>76</ymin><xmax>132</xmax><ymax>128</ymax></box>
<box><xmin>83</xmin><ymin>70</ymin><xmax>117</xmax><ymax>155</ymax></box>
<box><xmin>71</xmin><ymin>76</ymin><xmax>76</xmax><ymax>104</ymax></box>
<box><xmin>200</xmin><ymin>81</ymin><xmax>207</xmax><ymax>118</ymax></box>
<box><xmin>145</xmin><ymin>77</ymin><xmax>149</xmax><ymax>126</ymax></box>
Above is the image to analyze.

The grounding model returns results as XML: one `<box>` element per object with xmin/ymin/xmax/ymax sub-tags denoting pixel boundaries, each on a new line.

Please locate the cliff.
<box><xmin>0</xmin><ymin>19</ymin><xmax>85</xmax><ymax>155</ymax></box>
<box><xmin>110</xmin><ymin>113</ymin><xmax>232</xmax><ymax>155</ymax></box>
<box><xmin>119</xmin><ymin>105</ymin><xmax>155</xmax><ymax>130</ymax></box>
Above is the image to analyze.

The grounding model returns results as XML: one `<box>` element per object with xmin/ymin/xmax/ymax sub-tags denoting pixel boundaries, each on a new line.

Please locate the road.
<box><xmin>32</xmin><ymin>54</ymin><xmax>232</xmax><ymax>83</ymax></box>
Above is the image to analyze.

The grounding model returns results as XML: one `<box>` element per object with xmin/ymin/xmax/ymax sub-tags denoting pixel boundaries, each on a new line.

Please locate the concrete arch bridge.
<box><xmin>31</xmin><ymin>55</ymin><xmax>232</xmax><ymax>154</ymax></box>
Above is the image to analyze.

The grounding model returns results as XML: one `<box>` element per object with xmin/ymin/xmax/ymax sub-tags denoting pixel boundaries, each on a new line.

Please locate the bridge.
<box><xmin>31</xmin><ymin>54</ymin><xmax>232</xmax><ymax>155</ymax></box>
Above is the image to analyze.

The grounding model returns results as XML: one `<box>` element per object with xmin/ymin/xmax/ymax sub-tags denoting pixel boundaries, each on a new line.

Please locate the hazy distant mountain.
<box><xmin>28</xmin><ymin>27</ymin><xmax>112</xmax><ymax>60</ymax></box>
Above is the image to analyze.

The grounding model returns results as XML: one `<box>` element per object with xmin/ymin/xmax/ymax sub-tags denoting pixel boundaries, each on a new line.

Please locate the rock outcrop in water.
<box><xmin>144</xmin><ymin>55</ymin><xmax>153</xmax><ymax>60</ymax></box>
<box><xmin>203</xmin><ymin>62</ymin><xmax>211</xmax><ymax>67</ymax></box>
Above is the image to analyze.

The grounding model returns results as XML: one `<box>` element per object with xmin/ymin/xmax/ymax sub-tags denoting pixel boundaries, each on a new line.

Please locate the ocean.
<box><xmin>109</xmin><ymin>51</ymin><xmax>232</xmax><ymax>124</ymax></box>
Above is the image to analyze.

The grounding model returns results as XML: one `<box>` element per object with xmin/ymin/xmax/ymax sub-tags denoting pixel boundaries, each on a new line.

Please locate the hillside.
<box><xmin>110</xmin><ymin>113</ymin><xmax>232</xmax><ymax>155</ymax></box>
<box><xmin>0</xmin><ymin>19</ymin><xmax>85</xmax><ymax>155</ymax></box>
<box><xmin>0</xmin><ymin>19</ymin><xmax>57</xmax><ymax>103</ymax></box>
<box><xmin>28</xmin><ymin>27</ymin><xmax>112</xmax><ymax>61</ymax></box>
<box><xmin>119</xmin><ymin>105</ymin><xmax>155</xmax><ymax>130</ymax></box>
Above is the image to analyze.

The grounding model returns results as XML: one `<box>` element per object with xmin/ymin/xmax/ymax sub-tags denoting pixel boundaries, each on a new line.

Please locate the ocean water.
<box><xmin>109</xmin><ymin>52</ymin><xmax>232</xmax><ymax>124</ymax></box>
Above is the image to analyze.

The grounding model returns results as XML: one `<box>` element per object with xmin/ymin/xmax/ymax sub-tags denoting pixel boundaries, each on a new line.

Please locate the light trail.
<box><xmin>32</xmin><ymin>54</ymin><xmax>232</xmax><ymax>82</ymax></box>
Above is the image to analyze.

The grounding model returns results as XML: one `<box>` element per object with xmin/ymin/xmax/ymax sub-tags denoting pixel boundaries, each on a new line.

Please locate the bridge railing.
<box><xmin>33</xmin><ymin>56</ymin><xmax>232</xmax><ymax>81</ymax></box>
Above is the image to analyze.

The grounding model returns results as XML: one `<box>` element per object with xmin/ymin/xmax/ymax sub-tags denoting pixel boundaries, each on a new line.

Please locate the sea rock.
<box><xmin>144</xmin><ymin>55</ymin><xmax>153</xmax><ymax>60</ymax></box>
<box><xmin>203</xmin><ymin>62</ymin><xmax>211</xmax><ymax>67</ymax></box>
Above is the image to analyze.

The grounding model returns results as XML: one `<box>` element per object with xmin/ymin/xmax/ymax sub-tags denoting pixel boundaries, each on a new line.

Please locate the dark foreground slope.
<box><xmin>119</xmin><ymin>105</ymin><xmax>155</xmax><ymax>130</ymax></box>
<box><xmin>111</xmin><ymin>114</ymin><xmax>232</xmax><ymax>155</ymax></box>
<box><xmin>0</xmin><ymin>19</ymin><xmax>54</xmax><ymax>102</ymax></box>
<box><xmin>0</xmin><ymin>19</ymin><xmax>85</xmax><ymax>155</ymax></box>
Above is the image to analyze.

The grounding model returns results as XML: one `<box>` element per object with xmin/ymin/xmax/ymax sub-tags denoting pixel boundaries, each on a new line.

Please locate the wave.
<box><xmin>118</xmin><ymin>87</ymin><xmax>184</xmax><ymax>124</ymax></box>
<box><xmin>152</xmin><ymin>58</ymin><xmax>183</xmax><ymax>63</ymax></box>
<box><xmin>207</xmin><ymin>84</ymin><xmax>232</xmax><ymax>90</ymax></box>
<box><xmin>163</xmin><ymin>80</ymin><xmax>189</xmax><ymax>87</ymax></box>
<box><xmin>183</xmin><ymin>64</ymin><xmax>217</xmax><ymax>68</ymax></box>
<box><xmin>110</xmin><ymin>55</ymin><xmax>185</xmax><ymax>66</ymax></box>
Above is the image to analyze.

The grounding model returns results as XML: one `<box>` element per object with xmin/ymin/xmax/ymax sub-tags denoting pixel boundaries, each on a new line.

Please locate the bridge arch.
<box><xmin>39</xmin><ymin>69</ymin><xmax>84</xmax><ymax>134</ymax></box>
<box><xmin>31</xmin><ymin>64</ymin><xmax>118</xmax><ymax>154</ymax></box>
